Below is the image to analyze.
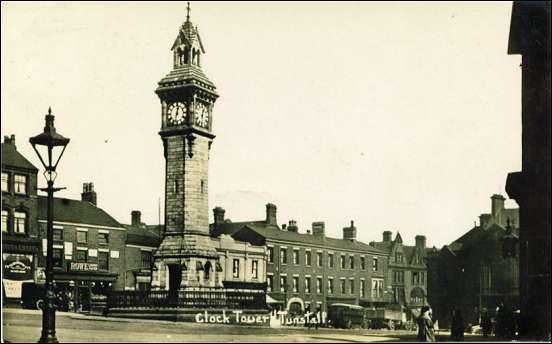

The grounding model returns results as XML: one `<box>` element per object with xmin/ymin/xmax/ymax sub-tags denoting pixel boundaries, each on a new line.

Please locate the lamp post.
<box><xmin>30</xmin><ymin>107</ymin><xmax>70</xmax><ymax>343</ymax></box>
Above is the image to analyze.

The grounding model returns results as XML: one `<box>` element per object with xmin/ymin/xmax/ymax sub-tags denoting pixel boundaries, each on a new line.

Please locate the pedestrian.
<box><xmin>313</xmin><ymin>306</ymin><xmax>321</xmax><ymax>329</ymax></box>
<box><xmin>417</xmin><ymin>306</ymin><xmax>436</xmax><ymax>342</ymax></box>
<box><xmin>451</xmin><ymin>308</ymin><xmax>465</xmax><ymax>341</ymax></box>
<box><xmin>480</xmin><ymin>308</ymin><xmax>492</xmax><ymax>337</ymax></box>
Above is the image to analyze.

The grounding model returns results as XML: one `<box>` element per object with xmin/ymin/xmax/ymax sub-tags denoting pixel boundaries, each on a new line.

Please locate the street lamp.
<box><xmin>30</xmin><ymin>107</ymin><xmax>70</xmax><ymax>343</ymax></box>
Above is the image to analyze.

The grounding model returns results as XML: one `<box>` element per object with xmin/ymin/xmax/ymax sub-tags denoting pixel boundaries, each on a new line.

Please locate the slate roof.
<box><xmin>124</xmin><ymin>224</ymin><xmax>163</xmax><ymax>247</ymax></box>
<box><xmin>37</xmin><ymin>196</ymin><xmax>122</xmax><ymax>228</ymax></box>
<box><xmin>1</xmin><ymin>143</ymin><xmax>38</xmax><ymax>171</ymax></box>
<box><xmin>223</xmin><ymin>222</ymin><xmax>386</xmax><ymax>255</ymax></box>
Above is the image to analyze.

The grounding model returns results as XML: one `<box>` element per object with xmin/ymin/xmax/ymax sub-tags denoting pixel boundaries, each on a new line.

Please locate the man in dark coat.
<box><xmin>480</xmin><ymin>308</ymin><xmax>492</xmax><ymax>337</ymax></box>
<box><xmin>417</xmin><ymin>306</ymin><xmax>436</xmax><ymax>342</ymax></box>
<box><xmin>451</xmin><ymin>308</ymin><xmax>465</xmax><ymax>341</ymax></box>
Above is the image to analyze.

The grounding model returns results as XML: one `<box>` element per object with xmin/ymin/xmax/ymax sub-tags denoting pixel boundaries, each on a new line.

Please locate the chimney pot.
<box><xmin>383</xmin><ymin>231</ymin><xmax>392</xmax><ymax>242</ymax></box>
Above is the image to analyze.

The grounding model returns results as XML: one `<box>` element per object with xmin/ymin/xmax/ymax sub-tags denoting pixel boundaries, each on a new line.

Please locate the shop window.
<box><xmin>76</xmin><ymin>249</ymin><xmax>87</xmax><ymax>262</ymax></box>
<box><xmin>1</xmin><ymin>172</ymin><xmax>9</xmax><ymax>192</ymax></box>
<box><xmin>251</xmin><ymin>260</ymin><xmax>258</xmax><ymax>279</ymax></box>
<box><xmin>1</xmin><ymin>210</ymin><xmax>8</xmax><ymax>232</ymax></box>
<box><xmin>98</xmin><ymin>232</ymin><xmax>109</xmax><ymax>245</ymax></box>
<box><xmin>13</xmin><ymin>211</ymin><xmax>26</xmax><ymax>234</ymax></box>
<box><xmin>53</xmin><ymin>248</ymin><xmax>63</xmax><ymax>268</ymax></box>
<box><xmin>76</xmin><ymin>231</ymin><xmax>87</xmax><ymax>244</ymax></box>
<box><xmin>53</xmin><ymin>228</ymin><xmax>63</xmax><ymax>241</ymax></box>
<box><xmin>98</xmin><ymin>251</ymin><xmax>109</xmax><ymax>270</ymax></box>
<box><xmin>138</xmin><ymin>282</ymin><xmax>150</xmax><ymax>291</ymax></box>
<box><xmin>14</xmin><ymin>174</ymin><xmax>27</xmax><ymax>194</ymax></box>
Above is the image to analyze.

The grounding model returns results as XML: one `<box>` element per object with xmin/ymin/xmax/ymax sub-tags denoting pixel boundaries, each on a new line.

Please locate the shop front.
<box><xmin>53</xmin><ymin>261</ymin><xmax>118</xmax><ymax>312</ymax></box>
<box><xmin>2</xmin><ymin>238</ymin><xmax>41</xmax><ymax>305</ymax></box>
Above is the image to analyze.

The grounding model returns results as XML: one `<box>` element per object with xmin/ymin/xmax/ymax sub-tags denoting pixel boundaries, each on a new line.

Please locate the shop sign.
<box><xmin>69</xmin><ymin>262</ymin><xmax>98</xmax><ymax>271</ymax></box>
<box><xmin>2</xmin><ymin>254</ymin><xmax>34</xmax><ymax>298</ymax></box>
<box><xmin>3</xmin><ymin>254</ymin><xmax>33</xmax><ymax>280</ymax></box>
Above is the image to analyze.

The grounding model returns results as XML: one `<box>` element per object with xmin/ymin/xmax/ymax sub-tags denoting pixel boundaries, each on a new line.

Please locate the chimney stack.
<box><xmin>266</xmin><ymin>203</ymin><xmax>277</xmax><ymax>226</ymax></box>
<box><xmin>213</xmin><ymin>207</ymin><xmax>225</xmax><ymax>228</ymax></box>
<box><xmin>479</xmin><ymin>214</ymin><xmax>492</xmax><ymax>229</ymax></box>
<box><xmin>383</xmin><ymin>230</ymin><xmax>392</xmax><ymax>242</ymax></box>
<box><xmin>287</xmin><ymin>220</ymin><xmax>298</xmax><ymax>233</ymax></box>
<box><xmin>312</xmin><ymin>222</ymin><xmax>325</xmax><ymax>237</ymax></box>
<box><xmin>415</xmin><ymin>235</ymin><xmax>426</xmax><ymax>249</ymax></box>
<box><xmin>491</xmin><ymin>194</ymin><xmax>505</xmax><ymax>222</ymax></box>
<box><xmin>3</xmin><ymin>134</ymin><xmax>16</xmax><ymax>148</ymax></box>
<box><xmin>131</xmin><ymin>210</ymin><xmax>142</xmax><ymax>226</ymax></box>
<box><xmin>343</xmin><ymin>220</ymin><xmax>357</xmax><ymax>241</ymax></box>
<box><xmin>81</xmin><ymin>182</ymin><xmax>97</xmax><ymax>206</ymax></box>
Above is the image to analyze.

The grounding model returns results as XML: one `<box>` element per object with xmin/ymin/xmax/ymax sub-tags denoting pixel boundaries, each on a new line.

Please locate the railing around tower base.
<box><xmin>107</xmin><ymin>287</ymin><xmax>267</xmax><ymax>310</ymax></box>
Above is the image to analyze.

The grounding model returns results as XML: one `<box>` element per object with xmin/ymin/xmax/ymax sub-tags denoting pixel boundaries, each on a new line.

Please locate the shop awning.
<box><xmin>54</xmin><ymin>271</ymin><xmax>118</xmax><ymax>282</ymax></box>
<box><xmin>266</xmin><ymin>294</ymin><xmax>283</xmax><ymax>304</ymax></box>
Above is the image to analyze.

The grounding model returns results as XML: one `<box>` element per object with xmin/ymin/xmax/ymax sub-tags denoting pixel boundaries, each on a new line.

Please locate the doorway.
<box><xmin>168</xmin><ymin>264</ymin><xmax>182</xmax><ymax>301</ymax></box>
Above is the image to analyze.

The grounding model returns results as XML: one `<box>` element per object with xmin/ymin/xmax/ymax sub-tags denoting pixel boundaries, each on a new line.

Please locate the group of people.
<box><xmin>416</xmin><ymin>302</ymin><xmax>518</xmax><ymax>342</ymax></box>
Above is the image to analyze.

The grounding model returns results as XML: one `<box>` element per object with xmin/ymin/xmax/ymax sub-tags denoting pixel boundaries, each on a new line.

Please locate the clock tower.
<box><xmin>154</xmin><ymin>3</ymin><xmax>220</xmax><ymax>290</ymax></box>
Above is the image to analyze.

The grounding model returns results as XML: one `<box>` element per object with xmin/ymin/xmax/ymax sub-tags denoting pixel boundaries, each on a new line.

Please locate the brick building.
<box><xmin>426</xmin><ymin>194</ymin><xmax>520</xmax><ymax>328</ymax></box>
<box><xmin>369</xmin><ymin>231</ymin><xmax>430</xmax><ymax>320</ymax></box>
<box><xmin>36</xmin><ymin>182</ymin><xmax>127</xmax><ymax>311</ymax></box>
<box><xmin>122</xmin><ymin>210</ymin><xmax>162</xmax><ymax>291</ymax></box>
<box><xmin>211</xmin><ymin>203</ymin><xmax>389</xmax><ymax>317</ymax></box>
<box><xmin>2</xmin><ymin>136</ymin><xmax>41</xmax><ymax>303</ymax></box>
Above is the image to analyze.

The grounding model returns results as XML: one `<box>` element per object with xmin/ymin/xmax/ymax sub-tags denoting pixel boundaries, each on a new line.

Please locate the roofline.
<box><xmin>251</xmin><ymin>234</ymin><xmax>387</xmax><ymax>256</ymax></box>
<box><xmin>38</xmin><ymin>219</ymin><xmax>125</xmax><ymax>231</ymax></box>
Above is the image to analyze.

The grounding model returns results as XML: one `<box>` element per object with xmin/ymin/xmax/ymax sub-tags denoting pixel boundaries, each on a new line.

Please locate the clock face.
<box><xmin>194</xmin><ymin>103</ymin><xmax>209</xmax><ymax>128</ymax></box>
<box><xmin>167</xmin><ymin>102</ymin><xmax>187</xmax><ymax>126</ymax></box>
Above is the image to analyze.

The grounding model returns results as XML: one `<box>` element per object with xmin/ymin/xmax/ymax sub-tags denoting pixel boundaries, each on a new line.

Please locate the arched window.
<box><xmin>13</xmin><ymin>210</ymin><xmax>26</xmax><ymax>234</ymax></box>
<box><xmin>183</xmin><ymin>47</ymin><xmax>189</xmax><ymax>64</ymax></box>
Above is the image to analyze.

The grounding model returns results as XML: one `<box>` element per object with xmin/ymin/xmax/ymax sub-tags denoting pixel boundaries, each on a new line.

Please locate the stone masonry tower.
<box><xmin>154</xmin><ymin>3</ymin><xmax>220</xmax><ymax>291</ymax></box>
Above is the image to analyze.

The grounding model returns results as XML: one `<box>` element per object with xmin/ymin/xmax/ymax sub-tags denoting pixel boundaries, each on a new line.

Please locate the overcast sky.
<box><xmin>1</xmin><ymin>1</ymin><xmax>520</xmax><ymax>248</ymax></box>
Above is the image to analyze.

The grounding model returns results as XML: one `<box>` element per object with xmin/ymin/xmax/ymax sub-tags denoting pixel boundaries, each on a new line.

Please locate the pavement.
<box><xmin>2</xmin><ymin>308</ymin><xmax>500</xmax><ymax>343</ymax></box>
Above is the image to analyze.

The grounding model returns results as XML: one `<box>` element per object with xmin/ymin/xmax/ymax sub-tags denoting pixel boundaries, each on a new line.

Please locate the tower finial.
<box><xmin>186</xmin><ymin>2</ymin><xmax>191</xmax><ymax>22</ymax></box>
<box><xmin>48</xmin><ymin>107</ymin><xmax>52</xmax><ymax>115</ymax></box>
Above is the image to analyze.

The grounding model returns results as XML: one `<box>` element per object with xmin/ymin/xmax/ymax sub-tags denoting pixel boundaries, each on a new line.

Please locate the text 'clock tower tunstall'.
<box><xmin>154</xmin><ymin>3</ymin><xmax>220</xmax><ymax>290</ymax></box>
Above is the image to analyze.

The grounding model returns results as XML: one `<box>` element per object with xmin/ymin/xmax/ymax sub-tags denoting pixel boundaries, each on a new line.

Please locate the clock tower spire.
<box><xmin>154</xmin><ymin>3</ymin><xmax>220</xmax><ymax>290</ymax></box>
